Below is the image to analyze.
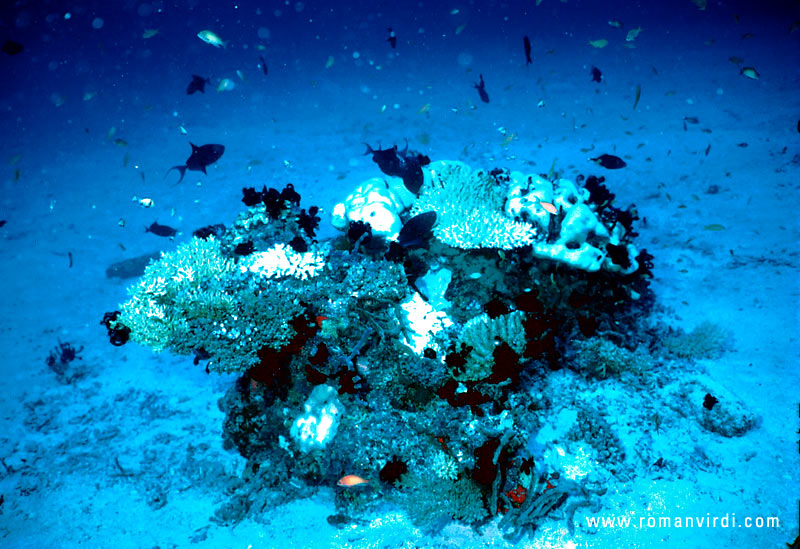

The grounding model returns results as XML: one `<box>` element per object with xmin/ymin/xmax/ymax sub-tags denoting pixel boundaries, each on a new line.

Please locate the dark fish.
<box><xmin>590</xmin><ymin>154</ymin><xmax>627</xmax><ymax>169</ymax></box>
<box><xmin>398</xmin><ymin>211</ymin><xmax>436</xmax><ymax>248</ymax></box>
<box><xmin>0</xmin><ymin>220</ymin><xmax>6</xmax><ymax>228</ymax></box>
<box><xmin>145</xmin><ymin>221</ymin><xmax>178</xmax><ymax>237</ymax></box>
<box><xmin>590</xmin><ymin>66</ymin><xmax>602</xmax><ymax>83</ymax></box>
<box><xmin>364</xmin><ymin>142</ymin><xmax>430</xmax><ymax>194</ymax></box>
<box><xmin>523</xmin><ymin>36</ymin><xmax>532</xmax><ymax>65</ymax></box>
<box><xmin>1</xmin><ymin>40</ymin><xmax>23</xmax><ymax>55</ymax></box>
<box><xmin>387</xmin><ymin>28</ymin><xmax>397</xmax><ymax>49</ymax></box>
<box><xmin>186</xmin><ymin>74</ymin><xmax>209</xmax><ymax>95</ymax></box>
<box><xmin>166</xmin><ymin>142</ymin><xmax>225</xmax><ymax>182</ymax></box>
<box><xmin>474</xmin><ymin>74</ymin><xmax>490</xmax><ymax>103</ymax></box>
<box><xmin>259</xmin><ymin>56</ymin><xmax>268</xmax><ymax>76</ymax></box>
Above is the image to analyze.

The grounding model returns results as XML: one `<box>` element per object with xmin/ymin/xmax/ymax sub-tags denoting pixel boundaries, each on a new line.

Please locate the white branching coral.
<box><xmin>454</xmin><ymin>311</ymin><xmax>527</xmax><ymax>381</ymax></box>
<box><xmin>432</xmin><ymin>450</ymin><xmax>459</xmax><ymax>480</ymax></box>
<box><xmin>242</xmin><ymin>243</ymin><xmax>326</xmax><ymax>280</ymax></box>
<box><xmin>412</xmin><ymin>161</ymin><xmax>537</xmax><ymax>250</ymax></box>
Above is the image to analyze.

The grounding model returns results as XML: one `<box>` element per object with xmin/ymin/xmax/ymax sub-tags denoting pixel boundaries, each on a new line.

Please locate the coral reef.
<box><xmin>109</xmin><ymin>152</ymin><xmax>741</xmax><ymax>542</ymax></box>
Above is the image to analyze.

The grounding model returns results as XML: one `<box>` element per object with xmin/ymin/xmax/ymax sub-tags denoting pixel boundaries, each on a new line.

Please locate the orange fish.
<box><xmin>315</xmin><ymin>315</ymin><xmax>329</xmax><ymax>327</ymax></box>
<box><xmin>337</xmin><ymin>474</ymin><xmax>369</xmax><ymax>487</ymax></box>
<box><xmin>539</xmin><ymin>200</ymin><xmax>558</xmax><ymax>215</ymax></box>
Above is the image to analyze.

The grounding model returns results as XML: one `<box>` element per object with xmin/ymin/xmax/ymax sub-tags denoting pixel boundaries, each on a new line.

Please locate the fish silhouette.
<box><xmin>186</xmin><ymin>75</ymin><xmax>209</xmax><ymax>95</ymax></box>
<box><xmin>166</xmin><ymin>143</ymin><xmax>225</xmax><ymax>182</ymax></box>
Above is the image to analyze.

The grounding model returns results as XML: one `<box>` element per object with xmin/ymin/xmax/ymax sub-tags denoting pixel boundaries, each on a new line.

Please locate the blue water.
<box><xmin>1</xmin><ymin>0</ymin><xmax>798</xmax><ymax>547</ymax></box>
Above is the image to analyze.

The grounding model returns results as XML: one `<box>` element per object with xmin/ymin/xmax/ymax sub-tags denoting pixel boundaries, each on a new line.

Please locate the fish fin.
<box><xmin>190</xmin><ymin>142</ymin><xmax>198</xmax><ymax>151</ymax></box>
<box><xmin>165</xmin><ymin>165</ymin><xmax>187</xmax><ymax>182</ymax></box>
<box><xmin>201</xmin><ymin>166</ymin><xmax>208</xmax><ymax>174</ymax></box>
<box><xmin>363</xmin><ymin>143</ymin><xmax>375</xmax><ymax>155</ymax></box>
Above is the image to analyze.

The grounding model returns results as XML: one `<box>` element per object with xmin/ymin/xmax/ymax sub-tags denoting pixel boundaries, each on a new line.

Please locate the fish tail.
<box><xmin>363</xmin><ymin>143</ymin><xmax>375</xmax><ymax>155</ymax></box>
<box><xmin>165</xmin><ymin>165</ymin><xmax>187</xmax><ymax>183</ymax></box>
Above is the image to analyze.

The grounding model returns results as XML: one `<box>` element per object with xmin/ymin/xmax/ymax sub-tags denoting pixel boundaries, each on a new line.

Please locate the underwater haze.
<box><xmin>1</xmin><ymin>0</ymin><xmax>799</xmax><ymax>548</ymax></box>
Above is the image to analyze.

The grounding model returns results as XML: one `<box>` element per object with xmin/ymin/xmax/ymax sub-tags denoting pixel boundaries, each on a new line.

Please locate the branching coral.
<box><xmin>118</xmin><ymin>236</ymin><xmax>304</xmax><ymax>372</ymax></box>
<box><xmin>411</xmin><ymin>161</ymin><xmax>538</xmax><ymax>250</ymax></box>
<box><xmin>453</xmin><ymin>311</ymin><xmax>527</xmax><ymax>381</ymax></box>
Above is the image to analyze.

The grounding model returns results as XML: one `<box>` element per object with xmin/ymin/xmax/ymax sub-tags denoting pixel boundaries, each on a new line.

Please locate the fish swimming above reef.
<box><xmin>474</xmin><ymin>74</ymin><xmax>490</xmax><ymax>103</ymax></box>
<box><xmin>397</xmin><ymin>211</ymin><xmax>436</xmax><ymax>249</ymax></box>
<box><xmin>523</xmin><ymin>36</ymin><xmax>532</xmax><ymax>65</ymax></box>
<box><xmin>145</xmin><ymin>221</ymin><xmax>178</xmax><ymax>237</ymax></box>
<box><xmin>1</xmin><ymin>40</ymin><xmax>23</xmax><ymax>55</ymax></box>
<box><xmin>387</xmin><ymin>28</ymin><xmax>397</xmax><ymax>49</ymax></box>
<box><xmin>186</xmin><ymin>75</ymin><xmax>210</xmax><ymax>95</ymax></box>
<box><xmin>591</xmin><ymin>154</ymin><xmax>627</xmax><ymax>169</ymax></box>
<box><xmin>364</xmin><ymin>142</ymin><xmax>430</xmax><ymax>194</ymax></box>
<box><xmin>197</xmin><ymin>30</ymin><xmax>226</xmax><ymax>48</ymax></box>
<box><xmin>591</xmin><ymin>66</ymin><xmax>603</xmax><ymax>82</ymax></box>
<box><xmin>166</xmin><ymin>143</ymin><xmax>225</xmax><ymax>182</ymax></box>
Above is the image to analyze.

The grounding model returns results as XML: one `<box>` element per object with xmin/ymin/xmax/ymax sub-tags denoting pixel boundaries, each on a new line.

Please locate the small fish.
<box><xmin>186</xmin><ymin>74</ymin><xmax>209</xmax><ymax>95</ymax></box>
<box><xmin>135</xmin><ymin>197</ymin><xmax>154</xmax><ymax>208</ymax></box>
<box><xmin>337</xmin><ymin>475</ymin><xmax>369</xmax><ymax>487</ymax></box>
<box><xmin>474</xmin><ymin>74</ymin><xmax>490</xmax><ymax>103</ymax></box>
<box><xmin>523</xmin><ymin>36</ymin><xmax>532</xmax><ymax>65</ymax></box>
<box><xmin>728</xmin><ymin>56</ymin><xmax>744</xmax><ymax>65</ymax></box>
<box><xmin>142</xmin><ymin>29</ymin><xmax>159</xmax><ymax>39</ymax></box>
<box><xmin>691</xmin><ymin>0</ymin><xmax>707</xmax><ymax>10</ymax></box>
<box><xmin>625</xmin><ymin>26</ymin><xmax>643</xmax><ymax>42</ymax></box>
<box><xmin>739</xmin><ymin>66</ymin><xmax>760</xmax><ymax>79</ymax></box>
<box><xmin>704</xmin><ymin>224</ymin><xmax>725</xmax><ymax>231</ymax></box>
<box><xmin>591</xmin><ymin>154</ymin><xmax>627</xmax><ymax>169</ymax></box>
<box><xmin>114</xmin><ymin>138</ymin><xmax>128</xmax><ymax>147</ymax></box>
<box><xmin>259</xmin><ymin>55</ymin><xmax>268</xmax><ymax>76</ymax></box>
<box><xmin>539</xmin><ymin>200</ymin><xmax>558</xmax><ymax>215</ymax></box>
<box><xmin>13</xmin><ymin>168</ymin><xmax>20</xmax><ymax>182</ymax></box>
<box><xmin>236</xmin><ymin>69</ymin><xmax>245</xmax><ymax>81</ymax></box>
<box><xmin>740</xmin><ymin>32</ymin><xmax>754</xmax><ymax>40</ymax></box>
<box><xmin>588</xmin><ymin>39</ymin><xmax>608</xmax><ymax>48</ymax></box>
<box><xmin>325</xmin><ymin>56</ymin><xmax>335</xmax><ymax>69</ymax></box>
<box><xmin>455</xmin><ymin>24</ymin><xmax>466</xmax><ymax>35</ymax></box>
<box><xmin>118</xmin><ymin>218</ymin><xmax>126</xmax><ymax>227</ymax></box>
<box><xmin>1</xmin><ymin>40</ymin><xmax>23</xmax><ymax>55</ymax></box>
<box><xmin>417</xmin><ymin>103</ymin><xmax>431</xmax><ymax>114</ymax></box>
<box><xmin>315</xmin><ymin>316</ymin><xmax>329</xmax><ymax>327</ymax></box>
<box><xmin>197</xmin><ymin>30</ymin><xmax>226</xmax><ymax>48</ymax></box>
<box><xmin>683</xmin><ymin>116</ymin><xmax>699</xmax><ymax>124</ymax></box>
<box><xmin>608</xmin><ymin>19</ymin><xmax>623</xmax><ymax>28</ymax></box>
<box><xmin>387</xmin><ymin>27</ymin><xmax>397</xmax><ymax>48</ymax></box>
<box><xmin>704</xmin><ymin>143</ymin><xmax>711</xmax><ymax>156</ymax></box>
<box><xmin>590</xmin><ymin>66</ymin><xmax>602</xmax><ymax>83</ymax></box>
<box><xmin>217</xmin><ymin>78</ymin><xmax>235</xmax><ymax>92</ymax></box>
<box><xmin>83</xmin><ymin>91</ymin><xmax>96</xmax><ymax>101</ymax></box>
<box><xmin>397</xmin><ymin>211</ymin><xmax>436</xmax><ymax>249</ymax></box>
<box><xmin>166</xmin><ymin>143</ymin><xmax>225</xmax><ymax>183</ymax></box>
<box><xmin>145</xmin><ymin>221</ymin><xmax>178</xmax><ymax>237</ymax></box>
<box><xmin>179</xmin><ymin>125</ymin><xmax>188</xmax><ymax>135</ymax></box>
<box><xmin>633</xmin><ymin>84</ymin><xmax>641</xmax><ymax>110</ymax></box>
